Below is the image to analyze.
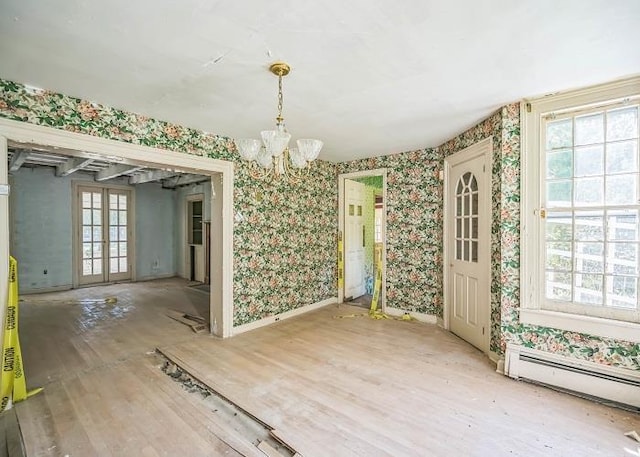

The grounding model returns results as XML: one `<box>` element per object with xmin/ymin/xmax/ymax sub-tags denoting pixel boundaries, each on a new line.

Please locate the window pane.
<box><xmin>607</xmin><ymin>106</ymin><xmax>638</xmax><ymax>141</ymax></box>
<box><xmin>574</xmin><ymin>212</ymin><xmax>604</xmax><ymax>241</ymax></box>
<box><xmin>93</xmin><ymin>259</ymin><xmax>102</xmax><ymax>275</ymax></box>
<box><xmin>110</xmin><ymin>210</ymin><xmax>118</xmax><ymax>225</ymax></box>
<box><xmin>119</xmin><ymin>210</ymin><xmax>127</xmax><ymax>225</ymax></box>
<box><xmin>456</xmin><ymin>218</ymin><xmax>462</xmax><ymax>238</ymax></box>
<box><xmin>110</xmin><ymin>258</ymin><xmax>118</xmax><ymax>273</ymax></box>
<box><xmin>119</xmin><ymin>258</ymin><xmax>128</xmax><ymax>273</ymax></box>
<box><xmin>83</xmin><ymin>209</ymin><xmax>92</xmax><ymax>225</ymax></box>
<box><xmin>574</xmin><ymin>177</ymin><xmax>603</xmax><ymax>206</ymax></box>
<box><xmin>546</xmin><ymin>149</ymin><xmax>573</xmax><ymax>179</ymax></box>
<box><xmin>575</xmin><ymin>242</ymin><xmax>604</xmax><ymax>273</ymax></box>
<box><xmin>82</xmin><ymin>192</ymin><xmax>91</xmax><ymax>208</ymax></box>
<box><xmin>574</xmin><ymin>273</ymin><xmax>603</xmax><ymax>305</ymax></box>
<box><xmin>545</xmin><ymin>212</ymin><xmax>573</xmax><ymax>240</ymax></box>
<box><xmin>83</xmin><ymin>226</ymin><xmax>91</xmax><ymax>242</ymax></box>
<box><xmin>119</xmin><ymin>194</ymin><xmax>127</xmax><ymax>210</ymax></box>
<box><xmin>119</xmin><ymin>242</ymin><xmax>127</xmax><ymax>257</ymax></box>
<box><xmin>546</xmin><ymin>180</ymin><xmax>572</xmax><ymax>207</ymax></box>
<box><xmin>119</xmin><ymin>227</ymin><xmax>127</xmax><ymax>241</ymax></box>
<box><xmin>110</xmin><ymin>242</ymin><xmax>118</xmax><ymax>257</ymax></box>
<box><xmin>463</xmin><ymin>195</ymin><xmax>470</xmax><ymax>215</ymax></box>
<box><xmin>93</xmin><ymin>242</ymin><xmax>102</xmax><ymax>258</ymax></box>
<box><xmin>546</xmin><ymin>119</ymin><xmax>573</xmax><ymax>149</ymax></box>
<box><xmin>574</xmin><ymin>145</ymin><xmax>604</xmax><ymax>177</ymax></box>
<box><xmin>607</xmin><ymin>210</ymin><xmax>638</xmax><ymax>241</ymax></box>
<box><xmin>463</xmin><ymin>240</ymin><xmax>470</xmax><ymax>261</ymax></box>
<box><xmin>456</xmin><ymin>197</ymin><xmax>462</xmax><ymax>216</ymax></box>
<box><xmin>575</xmin><ymin>112</ymin><xmax>604</xmax><ymax>146</ymax></box>
<box><xmin>546</xmin><ymin>241</ymin><xmax>572</xmax><ymax>271</ymax></box>
<box><xmin>472</xmin><ymin>193</ymin><xmax>478</xmax><ymax>215</ymax></box>
<box><xmin>471</xmin><ymin>241</ymin><xmax>478</xmax><ymax>262</ymax></box>
<box><xmin>464</xmin><ymin>217</ymin><xmax>470</xmax><ymax>238</ymax></box>
<box><xmin>110</xmin><ymin>226</ymin><xmax>118</xmax><ymax>241</ymax></box>
<box><xmin>472</xmin><ymin>217</ymin><xmax>478</xmax><ymax>239</ymax></box>
<box><xmin>83</xmin><ymin>259</ymin><xmax>92</xmax><ymax>275</ymax></box>
<box><xmin>93</xmin><ymin>227</ymin><xmax>102</xmax><ymax>242</ymax></box>
<box><xmin>470</xmin><ymin>175</ymin><xmax>477</xmax><ymax>192</ymax></box>
<box><xmin>606</xmin><ymin>275</ymin><xmax>637</xmax><ymax>309</ymax></box>
<box><xmin>607</xmin><ymin>242</ymin><xmax>638</xmax><ymax>275</ymax></box>
<box><xmin>110</xmin><ymin>194</ymin><xmax>118</xmax><ymax>209</ymax></box>
<box><xmin>546</xmin><ymin>271</ymin><xmax>572</xmax><ymax>301</ymax></box>
<box><xmin>83</xmin><ymin>243</ymin><xmax>92</xmax><ymax>259</ymax></box>
<box><xmin>92</xmin><ymin>192</ymin><xmax>101</xmax><ymax>208</ymax></box>
<box><xmin>605</xmin><ymin>174</ymin><xmax>637</xmax><ymax>205</ymax></box>
<box><xmin>456</xmin><ymin>240</ymin><xmax>462</xmax><ymax>260</ymax></box>
<box><xmin>606</xmin><ymin>140</ymin><xmax>638</xmax><ymax>174</ymax></box>
<box><xmin>92</xmin><ymin>209</ymin><xmax>101</xmax><ymax>225</ymax></box>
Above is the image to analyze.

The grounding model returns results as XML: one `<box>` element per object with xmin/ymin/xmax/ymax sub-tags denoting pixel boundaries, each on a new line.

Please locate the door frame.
<box><xmin>443</xmin><ymin>138</ymin><xmax>492</xmax><ymax>354</ymax></box>
<box><xmin>0</xmin><ymin>118</ymin><xmax>235</xmax><ymax>338</ymax></box>
<box><xmin>72</xmin><ymin>181</ymin><xmax>136</xmax><ymax>288</ymax></box>
<box><xmin>338</xmin><ymin>168</ymin><xmax>387</xmax><ymax>308</ymax></box>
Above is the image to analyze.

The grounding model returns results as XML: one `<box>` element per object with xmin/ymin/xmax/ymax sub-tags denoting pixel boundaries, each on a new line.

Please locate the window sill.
<box><xmin>520</xmin><ymin>309</ymin><xmax>640</xmax><ymax>343</ymax></box>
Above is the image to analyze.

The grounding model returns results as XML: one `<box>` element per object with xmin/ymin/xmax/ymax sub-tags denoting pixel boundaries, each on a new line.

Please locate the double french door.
<box><xmin>77</xmin><ymin>185</ymin><xmax>132</xmax><ymax>285</ymax></box>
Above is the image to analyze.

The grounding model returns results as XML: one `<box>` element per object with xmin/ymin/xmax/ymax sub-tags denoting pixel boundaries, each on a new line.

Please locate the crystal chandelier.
<box><xmin>235</xmin><ymin>62</ymin><xmax>323</xmax><ymax>182</ymax></box>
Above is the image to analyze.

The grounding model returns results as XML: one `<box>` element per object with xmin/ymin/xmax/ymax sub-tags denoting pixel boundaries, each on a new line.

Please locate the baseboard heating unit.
<box><xmin>505</xmin><ymin>343</ymin><xmax>640</xmax><ymax>409</ymax></box>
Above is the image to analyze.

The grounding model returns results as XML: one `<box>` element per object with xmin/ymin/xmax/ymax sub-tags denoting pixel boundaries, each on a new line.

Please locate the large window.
<box><xmin>522</xmin><ymin>76</ymin><xmax>640</xmax><ymax>341</ymax></box>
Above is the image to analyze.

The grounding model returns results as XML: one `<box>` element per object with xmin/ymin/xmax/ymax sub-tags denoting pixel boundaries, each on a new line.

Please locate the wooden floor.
<box><xmin>14</xmin><ymin>279</ymin><xmax>640</xmax><ymax>456</ymax></box>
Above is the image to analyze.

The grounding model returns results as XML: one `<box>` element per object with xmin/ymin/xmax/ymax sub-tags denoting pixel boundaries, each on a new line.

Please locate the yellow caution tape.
<box><xmin>337</xmin><ymin>231</ymin><xmax>344</xmax><ymax>289</ymax></box>
<box><xmin>2</xmin><ymin>257</ymin><xmax>43</xmax><ymax>412</ymax></box>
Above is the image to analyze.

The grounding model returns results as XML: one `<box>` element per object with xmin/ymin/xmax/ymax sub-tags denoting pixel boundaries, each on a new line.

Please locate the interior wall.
<box><xmin>353</xmin><ymin>176</ymin><xmax>382</xmax><ymax>293</ymax></box>
<box><xmin>135</xmin><ymin>182</ymin><xmax>177</xmax><ymax>280</ymax></box>
<box><xmin>338</xmin><ymin>150</ymin><xmax>442</xmax><ymax>315</ymax></box>
<box><xmin>0</xmin><ymin>78</ymin><xmax>338</xmax><ymax>327</ymax></box>
<box><xmin>8</xmin><ymin>166</ymin><xmax>176</xmax><ymax>293</ymax></box>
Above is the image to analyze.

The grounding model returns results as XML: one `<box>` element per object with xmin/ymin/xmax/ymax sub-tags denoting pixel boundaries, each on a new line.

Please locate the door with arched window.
<box><xmin>445</xmin><ymin>139</ymin><xmax>492</xmax><ymax>353</ymax></box>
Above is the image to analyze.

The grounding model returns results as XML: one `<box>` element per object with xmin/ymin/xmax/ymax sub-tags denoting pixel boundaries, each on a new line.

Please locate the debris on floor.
<box><xmin>626</xmin><ymin>430</ymin><xmax>640</xmax><ymax>442</ymax></box>
<box><xmin>20</xmin><ymin>297</ymin><xmax>117</xmax><ymax>306</ymax></box>
<box><xmin>165</xmin><ymin>310</ymin><xmax>208</xmax><ymax>333</ymax></box>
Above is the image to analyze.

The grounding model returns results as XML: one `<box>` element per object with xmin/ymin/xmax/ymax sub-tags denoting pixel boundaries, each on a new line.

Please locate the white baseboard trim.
<box><xmin>136</xmin><ymin>273</ymin><xmax>177</xmax><ymax>282</ymax></box>
<box><xmin>233</xmin><ymin>297</ymin><xmax>338</xmax><ymax>336</ymax></box>
<box><xmin>384</xmin><ymin>307</ymin><xmax>438</xmax><ymax>324</ymax></box>
<box><xmin>505</xmin><ymin>343</ymin><xmax>640</xmax><ymax>408</ymax></box>
<box><xmin>21</xmin><ymin>284</ymin><xmax>72</xmax><ymax>295</ymax></box>
<box><xmin>489</xmin><ymin>351</ymin><xmax>505</xmax><ymax>374</ymax></box>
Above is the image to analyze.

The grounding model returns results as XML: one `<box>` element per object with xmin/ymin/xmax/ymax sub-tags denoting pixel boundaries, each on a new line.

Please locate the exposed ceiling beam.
<box><xmin>128</xmin><ymin>170</ymin><xmax>177</xmax><ymax>185</ymax></box>
<box><xmin>96</xmin><ymin>164</ymin><xmax>145</xmax><ymax>182</ymax></box>
<box><xmin>8</xmin><ymin>150</ymin><xmax>29</xmax><ymax>172</ymax></box>
<box><xmin>162</xmin><ymin>174</ymin><xmax>210</xmax><ymax>189</ymax></box>
<box><xmin>56</xmin><ymin>157</ymin><xmax>95</xmax><ymax>177</ymax></box>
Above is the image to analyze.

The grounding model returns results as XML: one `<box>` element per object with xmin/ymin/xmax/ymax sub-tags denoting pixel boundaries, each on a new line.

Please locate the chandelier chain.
<box><xmin>276</xmin><ymin>75</ymin><xmax>284</xmax><ymax>125</ymax></box>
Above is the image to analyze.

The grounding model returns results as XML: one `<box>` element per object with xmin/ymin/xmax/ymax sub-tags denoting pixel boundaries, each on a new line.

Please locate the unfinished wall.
<box><xmin>9</xmin><ymin>166</ymin><xmax>176</xmax><ymax>292</ymax></box>
<box><xmin>0</xmin><ymin>79</ymin><xmax>338</xmax><ymax>326</ymax></box>
<box><xmin>135</xmin><ymin>182</ymin><xmax>177</xmax><ymax>280</ymax></box>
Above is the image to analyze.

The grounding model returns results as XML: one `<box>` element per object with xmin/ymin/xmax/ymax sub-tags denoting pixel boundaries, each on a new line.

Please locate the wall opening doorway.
<box><xmin>443</xmin><ymin>138</ymin><xmax>492</xmax><ymax>354</ymax></box>
<box><xmin>338</xmin><ymin>169</ymin><xmax>387</xmax><ymax>310</ymax></box>
<box><xmin>0</xmin><ymin>119</ymin><xmax>234</xmax><ymax>338</ymax></box>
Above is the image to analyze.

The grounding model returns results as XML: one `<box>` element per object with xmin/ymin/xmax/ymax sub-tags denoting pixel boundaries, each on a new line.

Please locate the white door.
<box><xmin>446</xmin><ymin>145</ymin><xmax>491</xmax><ymax>352</ymax></box>
<box><xmin>78</xmin><ymin>186</ymin><xmax>132</xmax><ymax>285</ymax></box>
<box><xmin>344</xmin><ymin>179</ymin><xmax>366</xmax><ymax>299</ymax></box>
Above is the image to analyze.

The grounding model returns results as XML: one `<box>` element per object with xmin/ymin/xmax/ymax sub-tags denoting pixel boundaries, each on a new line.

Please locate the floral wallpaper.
<box><xmin>338</xmin><ymin>149</ymin><xmax>443</xmax><ymax>314</ymax></box>
<box><xmin>0</xmin><ymin>79</ymin><xmax>337</xmax><ymax>327</ymax></box>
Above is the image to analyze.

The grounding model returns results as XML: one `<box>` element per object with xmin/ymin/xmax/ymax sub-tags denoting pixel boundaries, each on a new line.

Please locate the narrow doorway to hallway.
<box><xmin>339</xmin><ymin>171</ymin><xmax>386</xmax><ymax>310</ymax></box>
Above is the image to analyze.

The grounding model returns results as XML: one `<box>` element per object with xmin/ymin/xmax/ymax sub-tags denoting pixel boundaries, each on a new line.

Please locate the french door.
<box><xmin>77</xmin><ymin>185</ymin><xmax>132</xmax><ymax>285</ymax></box>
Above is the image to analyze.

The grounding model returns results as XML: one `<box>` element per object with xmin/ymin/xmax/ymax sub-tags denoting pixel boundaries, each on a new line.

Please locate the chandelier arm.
<box><xmin>248</xmin><ymin>160</ymin><xmax>273</xmax><ymax>181</ymax></box>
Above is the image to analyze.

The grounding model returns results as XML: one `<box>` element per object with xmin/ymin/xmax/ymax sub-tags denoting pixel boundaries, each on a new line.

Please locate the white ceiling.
<box><xmin>1</xmin><ymin>0</ymin><xmax>639</xmax><ymax>162</ymax></box>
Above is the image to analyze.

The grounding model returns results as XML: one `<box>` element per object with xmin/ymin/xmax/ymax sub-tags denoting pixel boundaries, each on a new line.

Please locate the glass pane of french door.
<box><xmin>79</xmin><ymin>187</ymin><xmax>105</xmax><ymax>284</ymax></box>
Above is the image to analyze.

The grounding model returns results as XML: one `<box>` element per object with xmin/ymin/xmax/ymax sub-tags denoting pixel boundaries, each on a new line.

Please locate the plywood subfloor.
<box><xmin>13</xmin><ymin>279</ymin><xmax>640</xmax><ymax>456</ymax></box>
